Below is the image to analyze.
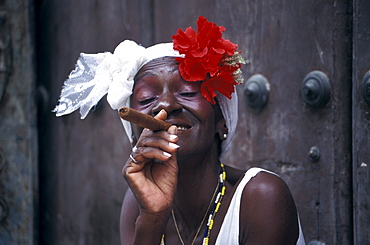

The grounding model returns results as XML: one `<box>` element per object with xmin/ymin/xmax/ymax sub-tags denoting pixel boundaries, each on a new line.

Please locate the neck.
<box><xmin>173</xmin><ymin>157</ymin><xmax>221</xmax><ymax>231</ymax></box>
<box><xmin>171</xmin><ymin>140</ymin><xmax>222</xmax><ymax>236</ymax></box>
<box><xmin>176</xmin><ymin>140</ymin><xmax>220</xmax><ymax>183</ymax></box>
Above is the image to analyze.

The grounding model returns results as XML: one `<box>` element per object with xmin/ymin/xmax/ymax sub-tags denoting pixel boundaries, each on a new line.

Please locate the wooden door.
<box><xmin>37</xmin><ymin>0</ymin><xmax>369</xmax><ymax>244</ymax></box>
<box><xmin>353</xmin><ymin>0</ymin><xmax>370</xmax><ymax>244</ymax></box>
<box><xmin>36</xmin><ymin>1</ymin><xmax>154</xmax><ymax>244</ymax></box>
<box><xmin>144</xmin><ymin>1</ymin><xmax>355</xmax><ymax>243</ymax></box>
<box><xmin>0</xmin><ymin>0</ymin><xmax>38</xmax><ymax>244</ymax></box>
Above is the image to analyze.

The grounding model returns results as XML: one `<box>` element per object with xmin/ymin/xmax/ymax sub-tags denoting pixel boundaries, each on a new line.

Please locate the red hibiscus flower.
<box><xmin>172</xmin><ymin>16</ymin><xmax>243</xmax><ymax>104</ymax></box>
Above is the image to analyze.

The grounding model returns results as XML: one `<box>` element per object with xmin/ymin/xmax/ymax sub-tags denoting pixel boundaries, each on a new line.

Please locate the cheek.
<box><xmin>198</xmin><ymin>104</ymin><xmax>223</xmax><ymax>138</ymax></box>
<box><xmin>190</xmin><ymin>101</ymin><xmax>218</xmax><ymax>131</ymax></box>
<box><xmin>184</xmin><ymin>95</ymin><xmax>214</xmax><ymax>113</ymax></box>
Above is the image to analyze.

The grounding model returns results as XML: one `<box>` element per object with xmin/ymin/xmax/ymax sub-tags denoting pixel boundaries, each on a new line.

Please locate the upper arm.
<box><xmin>239</xmin><ymin>171</ymin><xmax>299</xmax><ymax>245</ymax></box>
<box><xmin>120</xmin><ymin>188</ymin><xmax>140</xmax><ymax>245</ymax></box>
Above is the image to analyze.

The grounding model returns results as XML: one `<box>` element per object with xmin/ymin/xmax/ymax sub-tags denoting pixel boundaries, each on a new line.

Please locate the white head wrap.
<box><xmin>53</xmin><ymin>40</ymin><xmax>238</xmax><ymax>160</ymax></box>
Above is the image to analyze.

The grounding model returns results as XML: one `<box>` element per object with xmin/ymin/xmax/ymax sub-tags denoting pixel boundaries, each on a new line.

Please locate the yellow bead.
<box><xmin>209</xmin><ymin>219</ymin><xmax>214</xmax><ymax>229</ymax></box>
<box><xmin>204</xmin><ymin>238</ymin><xmax>209</xmax><ymax>245</ymax></box>
<box><xmin>215</xmin><ymin>202</ymin><xmax>221</xmax><ymax>212</ymax></box>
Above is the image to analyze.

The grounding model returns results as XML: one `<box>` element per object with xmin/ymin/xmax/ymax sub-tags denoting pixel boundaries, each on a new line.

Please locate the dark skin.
<box><xmin>120</xmin><ymin>57</ymin><xmax>299</xmax><ymax>245</ymax></box>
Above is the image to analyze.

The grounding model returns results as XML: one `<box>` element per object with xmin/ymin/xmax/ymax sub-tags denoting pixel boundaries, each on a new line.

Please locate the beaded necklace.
<box><xmin>161</xmin><ymin>163</ymin><xmax>226</xmax><ymax>245</ymax></box>
<box><xmin>202</xmin><ymin>163</ymin><xmax>226</xmax><ymax>245</ymax></box>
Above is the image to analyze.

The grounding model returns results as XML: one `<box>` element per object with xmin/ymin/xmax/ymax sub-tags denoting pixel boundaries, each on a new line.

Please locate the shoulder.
<box><xmin>239</xmin><ymin>168</ymin><xmax>299</xmax><ymax>245</ymax></box>
<box><xmin>243</xmin><ymin>168</ymin><xmax>289</xmax><ymax>200</ymax></box>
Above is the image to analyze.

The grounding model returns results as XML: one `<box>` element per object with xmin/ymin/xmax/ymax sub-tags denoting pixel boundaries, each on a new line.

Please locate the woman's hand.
<box><xmin>122</xmin><ymin>109</ymin><xmax>179</xmax><ymax>217</ymax></box>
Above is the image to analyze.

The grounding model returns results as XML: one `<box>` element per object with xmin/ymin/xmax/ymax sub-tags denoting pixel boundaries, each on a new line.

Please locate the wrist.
<box><xmin>133</xmin><ymin>211</ymin><xmax>170</xmax><ymax>245</ymax></box>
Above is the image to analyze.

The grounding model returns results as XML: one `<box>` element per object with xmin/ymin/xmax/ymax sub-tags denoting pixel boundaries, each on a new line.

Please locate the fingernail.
<box><xmin>163</xmin><ymin>152</ymin><xmax>172</xmax><ymax>158</ymax></box>
<box><xmin>169</xmin><ymin>135</ymin><xmax>178</xmax><ymax>141</ymax></box>
<box><xmin>169</xmin><ymin>142</ymin><xmax>180</xmax><ymax>149</ymax></box>
<box><xmin>168</xmin><ymin>125</ymin><xmax>178</xmax><ymax>135</ymax></box>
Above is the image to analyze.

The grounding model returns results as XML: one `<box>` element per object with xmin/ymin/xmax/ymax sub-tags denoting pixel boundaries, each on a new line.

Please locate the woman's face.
<box><xmin>130</xmin><ymin>58</ymin><xmax>224</xmax><ymax>160</ymax></box>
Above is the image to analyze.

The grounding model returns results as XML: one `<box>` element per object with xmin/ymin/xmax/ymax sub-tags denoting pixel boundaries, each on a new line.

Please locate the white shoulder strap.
<box><xmin>215</xmin><ymin>167</ymin><xmax>305</xmax><ymax>245</ymax></box>
<box><xmin>215</xmin><ymin>167</ymin><xmax>273</xmax><ymax>244</ymax></box>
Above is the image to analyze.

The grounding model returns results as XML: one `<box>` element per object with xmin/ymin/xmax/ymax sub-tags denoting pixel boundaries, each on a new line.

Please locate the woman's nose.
<box><xmin>152</xmin><ymin>93</ymin><xmax>182</xmax><ymax>116</ymax></box>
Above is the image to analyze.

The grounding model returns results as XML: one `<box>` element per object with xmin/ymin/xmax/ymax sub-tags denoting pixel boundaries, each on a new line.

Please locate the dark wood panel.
<box><xmin>353</xmin><ymin>0</ymin><xmax>370</xmax><ymax>244</ymax></box>
<box><xmin>37</xmin><ymin>0</ymin><xmax>153</xmax><ymax>244</ymax></box>
<box><xmin>0</xmin><ymin>0</ymin><xmax>38</xmax><ymax>243</ymax></box>
<box><xmin>154</xmin><ymin>1</ymin><xmax>352</xmax><ymax>244</ymax></box>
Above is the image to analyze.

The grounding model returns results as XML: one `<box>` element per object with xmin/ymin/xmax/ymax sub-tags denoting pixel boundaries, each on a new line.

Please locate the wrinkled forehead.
<box><xmin>134</xmin><ymin>57</ymin><xmax>179</xmax><ymax>83</ymax></box>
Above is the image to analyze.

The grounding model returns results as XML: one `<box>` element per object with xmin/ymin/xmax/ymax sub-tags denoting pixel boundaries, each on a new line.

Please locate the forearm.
<box><xmin>132</xmin><ymin>212</ymin><xmax>170</xmax><ymax>245</ymax></box>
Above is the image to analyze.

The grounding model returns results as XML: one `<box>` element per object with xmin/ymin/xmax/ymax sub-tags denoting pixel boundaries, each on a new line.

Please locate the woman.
<box><xmin>54</xmin><ymin>16</ymin><xmax>305</xmax><ymax>245</ymax></box>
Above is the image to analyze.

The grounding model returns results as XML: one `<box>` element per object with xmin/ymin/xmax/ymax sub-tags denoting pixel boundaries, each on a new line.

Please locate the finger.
<box><xmin>133</xmin><ymin>147</ymin><xmax>173</xmax><ymax>163</ymax></box>
<box><xmin>134</xmin><ymin>128</ymin><xmax>178</xmax><ymax>158</ymax></box>
<box><xmin>167</xmin><ymin>125</ymin><xmax>178</xmax><ymax>136</ymax></box>
<box><xmin>154</xmin><ymin>109</ymin><xmax>168</xmax><ymax>121</ymax></box>
<box><xmin>140</xmin><ymin>129</ymin><xmax>178</xmax><ymax>142</ymax></box>
<box><xmin>123</xmin><ymin>148</ymin><xmax>174</xmax><ymax>178</ymax></box>
<box><xmin>136</xmin><ymin>136</ymin><xmax>179</xmax><ymax>153</ymax></box>
<box><xmin>162</xmin><ymin>146</ymin><xmax>178</xmax><ymax>173</ymax></box>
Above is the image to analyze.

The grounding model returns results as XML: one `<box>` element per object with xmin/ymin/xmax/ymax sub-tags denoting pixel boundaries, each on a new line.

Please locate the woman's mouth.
<box><xmin>175</xmin><ymin>125</ymin><xmax>191</xmax><ymax>131</ymax></box>
<box><xmin>167</xmin><ymin>119</ymin><xmax>192</xmax><ymax>132</ymax></box>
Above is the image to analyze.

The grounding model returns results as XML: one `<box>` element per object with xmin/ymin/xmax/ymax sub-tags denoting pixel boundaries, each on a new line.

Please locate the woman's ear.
<box><xmin>216</xmin><ymin>117</ymin><xmax>228</xmax><ymax>141</ymax></box>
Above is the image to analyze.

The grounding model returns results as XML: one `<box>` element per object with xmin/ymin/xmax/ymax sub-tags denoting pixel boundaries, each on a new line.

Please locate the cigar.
<box><xmin>119</xmin><ymin>107</ymin><xmax>172</xmax><ymax>131</ymax></box>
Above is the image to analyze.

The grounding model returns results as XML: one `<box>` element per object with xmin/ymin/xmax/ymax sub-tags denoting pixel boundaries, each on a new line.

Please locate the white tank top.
<box><xmin>160</xmin><ymin>167</ymin><xmax>305</xmax><ymax>245</ymax></box>
<box><xmin>215</xmin><ymin>167</ymin><xmax>305</xmax><ymax>245</ymax></box>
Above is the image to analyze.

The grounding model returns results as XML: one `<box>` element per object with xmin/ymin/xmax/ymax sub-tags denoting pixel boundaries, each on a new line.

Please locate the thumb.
<box><xmin>154</xmin><ymin>109</ymin><xmax>168</xmax><ymax>121</ymax></box>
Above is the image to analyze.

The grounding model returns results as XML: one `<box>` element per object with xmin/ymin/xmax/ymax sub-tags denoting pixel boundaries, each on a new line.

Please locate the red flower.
<box><xmin>172</xmin><ymin>16</ymin><xmax>242</xmax><ymax>104</ymax></box>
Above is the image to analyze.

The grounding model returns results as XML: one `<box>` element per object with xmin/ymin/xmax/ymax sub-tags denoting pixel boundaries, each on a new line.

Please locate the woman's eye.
<box><xmin>180</xmin><ymin>92</ymin><xmax>198</xmax><ymax>97</ymax></box>
<box><xmin>138</xmin><ymin>97</ymin><xmax>156</xmax><ymax>105</ymax></box>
